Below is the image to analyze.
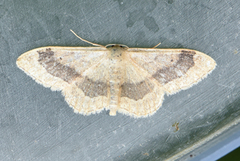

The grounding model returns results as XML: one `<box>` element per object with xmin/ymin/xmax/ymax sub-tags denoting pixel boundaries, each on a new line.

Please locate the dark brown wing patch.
<box><xmin>121</xmin><ymin>79</ymin><xmax>154</xmax><ymax>100</ymax></box>
<box><xmin>76</xmin><ymin>77</ymin><xmax>108</xmax><ymax>97</ymax></box>
<box><xmin>152</xmin><ymin>50</ymin><xmax>196</xmax><ymax>84</ymax></box>
<box><xmin>38</xmin><ymin>48</ymin><xmax>81</xmax><ymax>83</ymax></box>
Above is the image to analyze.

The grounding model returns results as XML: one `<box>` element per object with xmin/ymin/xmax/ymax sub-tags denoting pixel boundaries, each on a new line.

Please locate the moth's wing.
<box><xmin>118</xmin><ymin>60</ymin><xmax>165</xmax><ymax>118</ymax></box>
<box><xmin>127</xmin><ymin>48</ymin><xmax>216</xmax><ymax>95</ymax></box>
<box><xmin>16</xmin><ymin>47</ymin><xmax>109</xmax><ymax>115</ymax></box>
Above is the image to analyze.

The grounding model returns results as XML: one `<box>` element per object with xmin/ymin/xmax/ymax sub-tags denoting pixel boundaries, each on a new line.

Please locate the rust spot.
<box><xmin>172</xmin><ymin>122</ymin><xmax>179</xmax><ymax>132</ymax></box>
<box><xmin>143</xmin><ymin>153</ymin><xmax>149</xmax><ymax>156</ymax></box>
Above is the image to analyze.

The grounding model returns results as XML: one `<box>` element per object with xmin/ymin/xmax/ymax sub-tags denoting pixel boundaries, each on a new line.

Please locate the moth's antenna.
<box><xmin>152</xmin><ymin>42</ymin><xmax>161</xmax><ymax>48</ymax></box>
<box><xmin>70</xmin><ymin>29</ymin><xmax>105</xmax><ymax>48</ymax></box>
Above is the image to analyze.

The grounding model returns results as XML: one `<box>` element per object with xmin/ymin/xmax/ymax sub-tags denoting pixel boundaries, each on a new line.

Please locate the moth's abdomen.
<box><xmin>108</xmin><ymin>60</ymin><xmax>125</xmax><ymax>116</ymax></box>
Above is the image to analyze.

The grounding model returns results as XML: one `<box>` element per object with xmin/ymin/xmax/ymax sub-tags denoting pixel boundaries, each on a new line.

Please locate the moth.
<box><xmin>16</xmin><ymin>30</ymin><xmax>216</xmax><ymax>118</ymax></box>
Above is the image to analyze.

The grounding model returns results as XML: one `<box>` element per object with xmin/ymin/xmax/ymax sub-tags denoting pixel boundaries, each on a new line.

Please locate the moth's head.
<box><xmin>106</xmin><ymin>44</ymin><xmax>128</xmax><ymax>58</ymax></box>
<box><xmin>105</xmin><ymin>44</ymin><xmax>129</xmax><ymax>50</ymax></box>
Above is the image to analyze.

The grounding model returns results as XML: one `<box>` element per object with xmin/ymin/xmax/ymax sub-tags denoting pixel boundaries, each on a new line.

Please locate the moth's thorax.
<box><xmin>106</xmin><ymin>44</ymin><xmax>128</xmax><ymax>60</ymax></box>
